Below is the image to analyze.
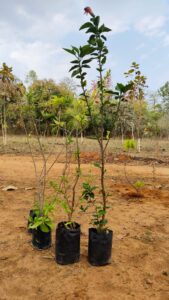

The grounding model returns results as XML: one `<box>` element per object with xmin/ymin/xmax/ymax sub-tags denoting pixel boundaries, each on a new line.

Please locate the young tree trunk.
<box><xmin>121</xmin><ymin>125</ymin><xmax>124</xmax><ymax>145</ymax></box>
<box><xmin>80</xmin><ymin>131</ymin><xmax>84</xmax><ymax>143</ymax></box>
<box><xmin>2</xmin><ymin>102</ymin><xmax>7</xmax><ymax>146</ymax></box>
<box><xmin>69</xmin><ymin>131</ymin><xmax>81</xmax><ymax>222</ymax></box>
<box><xmin>131</xmin><ymin>123</ymin><xmax>134</xmax><ymax>140</ymax></box>
<box><xmin>137</xmin><ymin>138</ymin><xmax>141</xmax><ymax>153</ymax></box>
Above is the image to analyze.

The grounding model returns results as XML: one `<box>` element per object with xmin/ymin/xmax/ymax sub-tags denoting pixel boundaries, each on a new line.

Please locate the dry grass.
<box><xmin>0</xmin><ymin>135</ymin><xmax>169</xmax><ymax>159</ymax></box>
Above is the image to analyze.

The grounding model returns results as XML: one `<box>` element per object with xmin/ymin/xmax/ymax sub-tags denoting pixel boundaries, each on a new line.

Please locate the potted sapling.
<box><xmin>28</xmin><ymin>200</ymin><xmax>55</xmax><ymax>249</ymax></box>
<box><xmin>63</xmin><ymin>7</ymin><xmax>132</xmax><ymax>265</ymax></box>
<box><xmin>19</xmin><ymin>95</ymin><xmax>63</xmax><ymax>249</ymax></box>
<box><xmin>80</xmin><ymin>181</ymin><xmax>112</xmax><ymax>266</ymax></box>
<box><xmin>51</xmin><ymin>99</ymin><xmax>88</xmax><ymax>264</ymax></box>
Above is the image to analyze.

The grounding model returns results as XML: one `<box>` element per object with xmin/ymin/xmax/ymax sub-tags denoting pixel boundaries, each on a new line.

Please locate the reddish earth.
<box><xmin>0</xmin><ymin>155</ymin><xmax>169</xmax><ymax>300</ymax></box>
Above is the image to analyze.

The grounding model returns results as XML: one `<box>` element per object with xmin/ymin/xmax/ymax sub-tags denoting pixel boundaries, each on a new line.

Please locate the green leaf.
<box><xmin>82</xmin><ymin>80</ymin><xmax>87</xmax><ymax>87</ymax></box>
<box><xmin>88</xmin><ymin>35</ymin><xmax>96</xmax><ymax>45</ymax></box>
<box><xmin>105</xmin><ymin>90</ymin><xmax>114</xmax><ymax>94</ymax></box>
<box><xmin>82</xmin><ymin>65</ymin><xmax>91</xmax><ymax>69</ymax></box>
<box><xmin>72</xmin><ymin>46</ymin><xmax>79</xmax><ymax>53</ymax></box>
<box><xmin>69</xmin><ymin>65</ymin><xmax>79</xmax><ymax>72</ymax></box>
<box><xmin>86</xmin><ymin>26</ymin><xmax>98</xmax><ymax>34</ymax></box>
<box><xmin>71</xmin><ymin>69</ymin><xmax>80</xmax><ymax>77</ymax></box>
<box><xmin>29</xmin><ymin>220</ymin><xmax>42</xmax><ymax>229</ymax></box>
<box><xmin>99</xmin><ymin>24</ymin><xmax>111</xmax><ymax>33</ymax></box>
<box><xmin>93</xmin><ymin>162</ymin><xmax>101</xmax><ymax>168</ymax></box>
<box><xmin>80</xmin><ymin>205</ymin><xmax>89</xmax><ymax>212</ymax></box>
<box><xmin>96</xmin><ymin>67</ymin><xmax>103</xmax><ymax>72</ymax></box>
<box><xmin>98</xmin><ymin>210</ymin><xmax>106</xmax><ymax>217</ymax></box>
<box><xmin>63</xmin><ymin>48</ymin><xmax>75</xmax><ymax>55</ymax></box>
<box><xmin>101</xmin><ymin>35</ymin><xmax>107</xmax><ymax>41</ymax></box>
<box><xmin>93</xmin><ymin>16</ymin><xmax>100</xmax><ymax>27</ymax></box>
<box><xmin>128</xmin><ymin>69</ymin><xmax>134</xmax><ymax>74</ymax></box>
<box><xmin>80</xmin><ymin>45</ymin><xmax>94</xmax><ymax>57</ymax></box>
<box><xmin>82</xmin><ymin>59</ymin><xmax>92</xmax><ymax>64</ymax></box>
<box><xmin>40</xmin><ymin>223</ymin><xmax>50</xmax><ymax>233</ymax></box>
<box><xmin>97</xmin><ymin>39</ymin><xmax>104</xmax><ymax>48</ymax></box>
<box><xmin>115</xmin><ymin>83</ymin><xmax>126</xmax><ymax>92</ymax></box>
<box><xmin>79</xmin><ymin>22</ymin><xmax>93</xmax><ymax>30</ymax></box>
<box><xmin>70</xmin><ymin>59</ymin><xmax>79</xmax><ymax>64</ymax></box>
<box><xmin>101</xmin><ymin>57</ymin><xmax>106</xmax><ymax>64</ymax></box>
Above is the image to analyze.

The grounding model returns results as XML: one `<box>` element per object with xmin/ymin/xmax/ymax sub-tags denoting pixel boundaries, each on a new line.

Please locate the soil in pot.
<box><xmin>55</xmin><ymin>222</ymin><xmax>80</xmax><ymax>265</ymax></box>
<box><xmin>27</xmin><ymin>209</ymin><xmax>36</xmax><ymax>234</ymax></box>
<box><xmin>88</xmin><ymin>228</ymin><xmax>113</xmax><ymax>266</ymax></box>
<box><xmin>32</xmin><ymin>227</ymin><xmax>51</xmax><ymax>250</ymax></box>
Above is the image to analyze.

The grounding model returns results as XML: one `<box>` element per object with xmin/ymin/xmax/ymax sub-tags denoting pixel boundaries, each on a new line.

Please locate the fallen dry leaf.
<box><xmin>2</xmin><ymin>185</ymin><xmax>18</xmax><ymax>191</ymax></box>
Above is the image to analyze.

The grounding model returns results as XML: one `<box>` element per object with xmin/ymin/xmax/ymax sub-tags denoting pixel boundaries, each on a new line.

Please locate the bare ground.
<box><xmin>0</xmin><ymin>154</ymin><xmax>169</xmax><ymax>300</ymax></box>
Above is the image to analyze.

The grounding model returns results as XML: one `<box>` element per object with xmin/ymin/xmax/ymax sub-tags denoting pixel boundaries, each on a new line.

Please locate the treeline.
<box><xmin>0</xmin><ymin>62</ymin><xmax>169</xmax><ymax>141</ymax></box>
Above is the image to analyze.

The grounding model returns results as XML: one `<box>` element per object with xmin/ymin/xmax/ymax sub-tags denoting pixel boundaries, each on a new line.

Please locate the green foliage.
<box><xmin>28</xmin><ymin>201</ymin><xmax>56</xmax><ymax>232</ymax></box>
<box><xmin>124</xmin><ymin>62</ymin><xmax>147</xmax><ymax>103</ymax></box>
<box><xmin>158</xmin><ymin>81</ymin><xmax>169</xmax><ymax>111</ymax></box>
<box><xmin>81</xmin><ymin>182</ymin><xmax>97</xmax><ymax>200</ymax></box>
<box><xmin>65</xmin><ymin>99</ymin><xmax>88</xmax><ymax>131</ymax></box>
<box><xmin>93</xmin><ymin>162</ymin><xmax>101</xmax><ymax>168</ymax></box>
<box><xmin>63</xmin><ymin>12</ymin><xmax>116</xmax><ymax>231</ymax></box>
<box><xmin>50</xmin><ymin>123</ymin><xmax>82</xmax><ymax>226</ymax></box>
<box><xmin>91</xmin><ymin>206</ymin><xmax>108</xmax><ymax>232</ymax></box>
<box><xmin>80</xmin><ymin>181</ymin><xmax>109</xmax><ymax>232</ymax></box>
<box><xmin>124</xmin><ymin>139</ymin><xmax>136</xmax><ymax>151</ymax></box>
<box><xmin>25</xmin><ymin>70</ymin><xmax>38</xmax><ymax>85</ymax></box>
<box><xmin>134</xmin><ymin>180</ymin><xmax>145</xmax><ymax>190</ymax></box>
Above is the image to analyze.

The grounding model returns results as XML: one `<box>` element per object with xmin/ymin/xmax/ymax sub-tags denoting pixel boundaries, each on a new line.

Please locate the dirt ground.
<box><xmin>0</xmin><ymin>154</ymin><xmax>169</xmax><ymax>300</ymax></box>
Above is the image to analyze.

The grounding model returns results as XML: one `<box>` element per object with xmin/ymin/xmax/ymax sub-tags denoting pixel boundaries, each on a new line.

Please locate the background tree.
<box><xmin>0</xmin><ymin>63</ymin><xmax>24</xmax><ymax>145</ymax></box>
<box><xmin>25</xmin><ymin>70</ymin><xmax>38</xmax><ymax>86</ymax></box>
<box><xmin>158</xmin><ymin>81</ymin><xmax>169</xmax><ymax>112</ymax></box>
<box><xmin>124</xmin><ymin>62</ymin><xmax>147</xmax><ymax>152</ymax></box>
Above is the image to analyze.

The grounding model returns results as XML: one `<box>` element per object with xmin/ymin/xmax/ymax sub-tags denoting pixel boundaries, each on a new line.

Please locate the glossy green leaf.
<box><xmin>63</xmin><ymin>48</ymin><xmax>75</xmax><ymax>55</ymax></box>
<box><xmin>79</xmin><ymin>22</ymin><xmax>93</xmax><ymax>30</ymax></box>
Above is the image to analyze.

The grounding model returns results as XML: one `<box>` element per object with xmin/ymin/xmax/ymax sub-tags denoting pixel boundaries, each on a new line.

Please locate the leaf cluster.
<box><xmin>28</xmin><ymin>201</ymin><xmax>56</xmax><ymax>232</ymax></box>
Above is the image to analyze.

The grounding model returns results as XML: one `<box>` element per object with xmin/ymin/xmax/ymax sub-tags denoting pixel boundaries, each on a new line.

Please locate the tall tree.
<box><xmin>25</xmin><ymin>70</ymin><xmax>38</xmax><ymax>86</ymax></box>
<box><xmin>124</xmin><ymin>62</ymin><xmax>147</xmax><ymax>152</ymax></box>
<box><xmin>0</xmin><ymin>63</ymin><xmax>23</xmax><ymax>145</ymax></box>
<box><xmin>158</xmin><ymin>81</ymin><xmax>169</xmax><ymax>111</ymax></box>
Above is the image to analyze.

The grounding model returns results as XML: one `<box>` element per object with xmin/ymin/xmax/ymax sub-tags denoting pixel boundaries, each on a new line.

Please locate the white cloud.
<box><xmin>9</xmin><ymin>40</ymin><xmax>69</xmax><ymax>81</ymax></box>
<box><xmin>104</xmin><ymin>18</ymin><xmax>130</xmax><ymax>35</ymax></box>
<box><xmin>27</xmin><ymin>13</ymin><xmax>76</xmax><ymax>40</ymax></box>
<box><xmin>10</xmin><ymin>41</ymin><xmax>61</xmax><ymax>64</ymax></box>
<box><xmin>135</xmin><ymin>16</ymin><xmax>167</xmax><ymax>36</ymax></box>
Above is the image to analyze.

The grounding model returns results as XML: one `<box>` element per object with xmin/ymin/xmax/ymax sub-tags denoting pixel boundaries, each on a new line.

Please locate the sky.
<box><xmin>0</xmin><ymin>0</ymin><xmax>169</xmax><ymax>92</ymax></box>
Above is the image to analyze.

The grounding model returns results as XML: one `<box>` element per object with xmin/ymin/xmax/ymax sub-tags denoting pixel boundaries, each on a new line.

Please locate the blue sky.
<box><xmin>0</xmin><ymin>0</ymin><xmax>169</xmax><ymax>92</ymax></box>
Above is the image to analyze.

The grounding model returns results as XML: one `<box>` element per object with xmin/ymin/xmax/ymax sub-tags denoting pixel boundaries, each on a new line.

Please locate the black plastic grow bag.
<box><xmin>32</xmin><ymin>226</ymin><xmax>51</xmax><ymax>250</ymax></box>
<box><xmin>88</xmin><ymin>228</ymin><xmax>113</xmax><ymax>266</ymax></box>
<box><xmin>55</xmin><ymin>222</ymin><xmax>80</xmax><ymax>265</ymax></box>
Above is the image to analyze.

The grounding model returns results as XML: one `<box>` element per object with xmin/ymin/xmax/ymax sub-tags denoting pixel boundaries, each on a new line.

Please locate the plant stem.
<box><xmin>69</xmin><ymin>130</ymin><xmax>81</xmax><ymax>222</ymax></box>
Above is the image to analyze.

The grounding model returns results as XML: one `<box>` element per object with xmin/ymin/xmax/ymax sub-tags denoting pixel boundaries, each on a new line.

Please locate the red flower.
<box><xmin>84</xmin><ymin>7</ymin><xmax>95</xmax><ymax>17</ymax></box>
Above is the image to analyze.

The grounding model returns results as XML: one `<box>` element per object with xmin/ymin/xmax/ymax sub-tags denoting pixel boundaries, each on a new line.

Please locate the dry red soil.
<box><xmin>0</xmin><ymin>155</ymin><xmax>169</xmax><ymax>300</ymax></box>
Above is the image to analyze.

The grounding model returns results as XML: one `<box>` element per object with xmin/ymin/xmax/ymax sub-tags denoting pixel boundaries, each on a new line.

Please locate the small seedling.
<box><xmin>134</xmin><ymin>180</ymin><xmax>145</xmax><ymax>193</ymax></box>
<box><xmin>28</xmin><ymin>201</ymin><xmax>56</xmax><ymax>232</ymax></box>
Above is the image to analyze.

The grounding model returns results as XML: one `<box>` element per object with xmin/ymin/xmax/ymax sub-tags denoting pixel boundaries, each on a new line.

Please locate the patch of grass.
<box><xmin>0</xmin><ymin>135</ymin><xmax>169</xmax><ymax>159</ymax></box>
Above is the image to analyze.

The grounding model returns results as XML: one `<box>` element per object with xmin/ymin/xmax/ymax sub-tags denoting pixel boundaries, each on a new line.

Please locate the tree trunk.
<box><xmin>137</xmin><ymin>138</ymin><xmax>141</xmax><ymax>153</ymax></box>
